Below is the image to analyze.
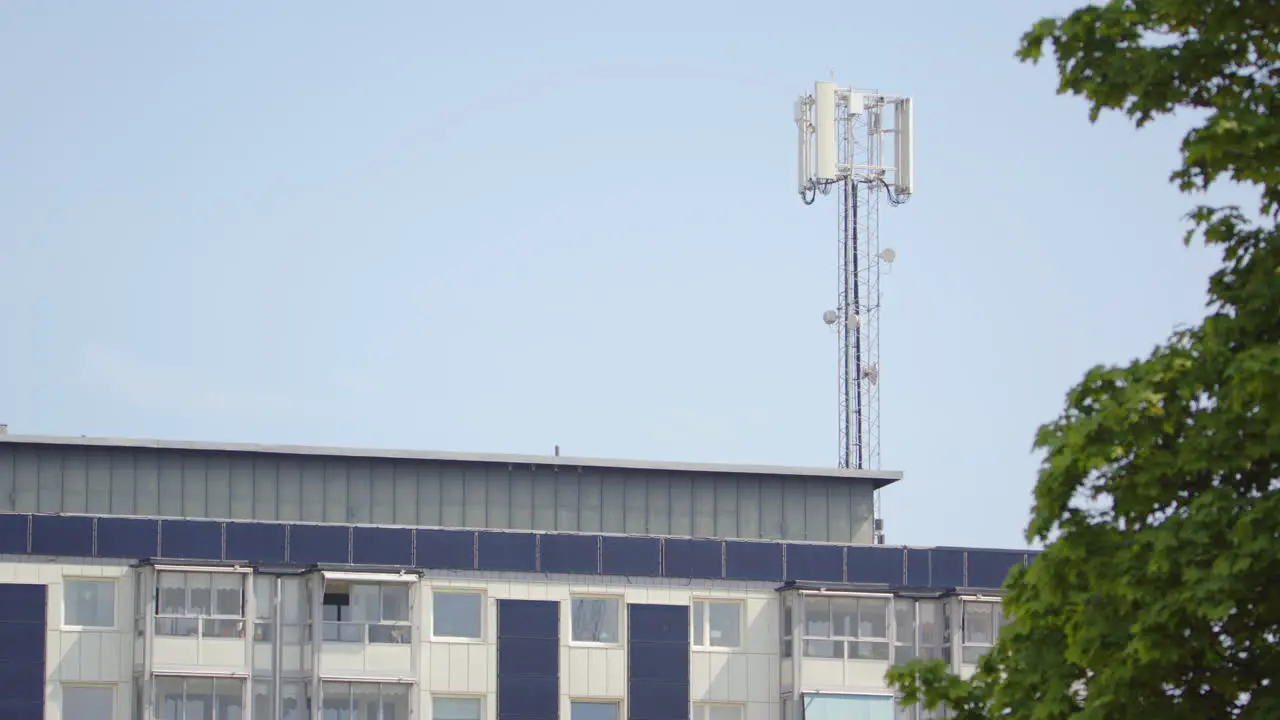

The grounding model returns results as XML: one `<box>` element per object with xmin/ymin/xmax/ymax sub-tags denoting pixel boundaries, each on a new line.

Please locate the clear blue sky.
<box><xmin>0</xmin><ymin>1</ymin><xmax>1222</xmax><ymax>550</ymax></box>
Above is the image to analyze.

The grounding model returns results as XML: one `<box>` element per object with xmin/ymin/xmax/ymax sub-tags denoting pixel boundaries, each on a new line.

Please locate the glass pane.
<box><xmin>918</xmin><ymin>601</ymin><xmax>945</xmax><ymax>647</ymax></box>
<box><xmin>434</xmin><ymin>697</ymin><xmax>482</xmax><ymax>720</ymax></box>
<box><xmin>708</xmin><ymin>603</ymin><xmax>741</xmax><ymax>648</ymax></box>
<box><xmin>322</xmin><ymin>682</ymin><xmax>353</xmax><ymax>718</ymax></box>
<box><xmin>433</xmin><ymin>593</ymin><xmax>482</xmax><ymax>639</ymax></box>
<box><xmin>188</xmin><ymin>574</ymin><xmax>213</xmax><ymax>616</ymax></box>
<box><xmin>253</xmin><ymin>680</ymin><xmax>273</xmax><ymax>720</ymax></box>
<box><xmin>830</xmin><ymin>598</ymin><xmax>857</xmax><ymax>638</ymax></box>
<box><xmin>859</xmin><ymin>598</ymin><xmax>889</xmax><ymax>639</ymax></box>
<box><xmin>893</xmin><ymin>644</ymin><xmax>916</xmax><ymax>665</ymax></box>
<box><xmin>571</xmin><ymin>701</ymin><xmax>620</xmax><ymax>720</ymax></box>
<box><xmin>351</xmin><ymin>683</ymin><xmax>382</xmax><ymax>720</ymax></box>
<box><xmin>962</xmin><ymin>644</ymin><xmax>988</xmax><ymax>664</ymax></box>
<box><xmin>159</xmin><ymin>573</ymin><xmax>187</xmax><ymax>615</ymax></box>
<box><xmin>185</xmin><ymin>677</ymin><xmax>215</xmax><ymax>720</ymax></box>
<box><xmin>803</xmin><ymin>639</ymin><xmax>840</xmax><ymax>658</ymax></box>
<box><xmin>350</xmin><ymin>585</ymin><xmax>381</xmax><ymax>623</ymax></box>
<box><xmin>849</xmin><ymin>640</ymin><xmax>890</xmax><ymax>660</ymax></box>
<box><xmin>692</xmin><ymin>602</ymin><xmax>706</xmax><ymax>646</ymax></box>
<box><xmin>281</xmin><ymin>578</ymin><xmax>305</xmax><ymax>624</ymax></box>
<box><xmin>963</xmin><ymin>603</ymin><xmax>994</xmax><ymax>645</ymax></box>
<box><xmin>63</xmin><ymin>685</ymin><xmax>113</xmax><ymax>720</ymax></box>
<box><xmin>381</xmin><ymin>684</ymin><xmax>411</xmax><ymax>720</ymax></box>
<box><xmin>283</xmin><ymin>681</ymin><xmax>307</xmax><ymax>720</ymax></box>
<box><xmin>215</xmin><ymin>678</ymin><xmax>244</xmax><ymax>720</ymax></box>
<box><xmin>213</xmin><ymin>574</ymin><xmax>243</xmax><ymax>616</ymax></box>
<box><xmin>894</xmin><ymin>600</ymin><xmax>914</xmax><ymax>645</ymax></box>
<box><xmin>571</xmin><ymin>598</ymin><xmax>619</xmax><ymax>643</ymax></box>
<box><xmin>381</xmin><ymin>585</ymin><xmax>410</xmax><ymax>622</ymax></box>
<box><xmin>65</xmin><ymin>580</ymin><xmax>115</xmax><ymax>628</ymax></box>
<box><xmin>155</xmin><ymin>676</ymin><xmax>185</xmax><ymax>720</ymax></box>
<box><xmin>255</xmin><ymin>576</ymin><xmax>276</xmax><ymax>620</ymax></box>
<box><xmin>802</xmin><ymin>597</ymin><xmax>830</xmax><ymax>637</ymax></box>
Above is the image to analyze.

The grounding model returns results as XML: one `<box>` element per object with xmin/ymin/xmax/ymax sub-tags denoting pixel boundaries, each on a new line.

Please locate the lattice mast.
<box><xmin>795</xmin><ymin>81</ymin><xmax>914</xmax><ymax>544</ymax></box>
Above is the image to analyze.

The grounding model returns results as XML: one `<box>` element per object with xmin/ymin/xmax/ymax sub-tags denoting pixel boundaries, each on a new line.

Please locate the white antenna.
<box><xmin>795</xmin><ymin>78</ymin><xmax>914</xmax><ymax>545</ymax></box>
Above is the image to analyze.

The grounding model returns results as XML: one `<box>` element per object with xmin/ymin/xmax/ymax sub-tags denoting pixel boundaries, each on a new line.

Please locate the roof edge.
<box><xmin>0</xmin><ymin>434</ymin><xmax>903</xmax><ymax>486</ymax></box>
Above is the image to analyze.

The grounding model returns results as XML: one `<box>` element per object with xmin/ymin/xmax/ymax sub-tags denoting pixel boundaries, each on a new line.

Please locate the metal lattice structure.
<box><xmin>796</xmin><ymin>82</ymin><xmax>913</xmax><ymax>544</ymax></box>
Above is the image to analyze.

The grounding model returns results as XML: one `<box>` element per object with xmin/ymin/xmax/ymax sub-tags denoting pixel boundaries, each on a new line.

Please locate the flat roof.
<box><xmin>0</xmin><ymin>433</ymin><xmax>902</xmax><ymax>486</ymax></box>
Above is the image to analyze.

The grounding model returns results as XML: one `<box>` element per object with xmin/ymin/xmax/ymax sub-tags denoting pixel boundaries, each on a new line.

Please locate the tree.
<box><xmin>887</xmin><ymin>1</ymin><xmax>1280</xmax><ymax>718</ymax></box>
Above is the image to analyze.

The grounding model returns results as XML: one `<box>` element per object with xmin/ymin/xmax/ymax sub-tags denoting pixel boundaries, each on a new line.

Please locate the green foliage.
<box><xmin>888</xmin><ymin>1</ymin><xmax>1280</xmax><ymax>718</ymax></box>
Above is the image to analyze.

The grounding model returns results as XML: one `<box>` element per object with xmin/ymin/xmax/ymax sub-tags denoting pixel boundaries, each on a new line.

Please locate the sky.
<box><xmin>0</xmin><ymin>1</ymin><xmax>1226</xmax><ymax>550</ymax></box>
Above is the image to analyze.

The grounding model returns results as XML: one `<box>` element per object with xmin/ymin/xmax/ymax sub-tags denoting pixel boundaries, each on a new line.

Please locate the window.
<box><xmin>571</xmin><ymin>596</ymin><xmax>620</xmax><ymax>644</ymax></box>
<box><xmin>155</xmin><ymin>676</ymin><xmax>244</xmax><ymax>720</ymax></box>
<box><xmin>693</xmin><ymin>600</ymin><xmax>742</xmax><ymax>649</ymax></box>
<box><xmin>433</xmin><ymin>591</ymin><xmax>483</xmax><ymax>640</ymax></box>
<box><xmin>64</xmin><ymin>579</ymin><xmax>115</xmax><ymax>629</ymax></box>
<box><xmin>321</xmin><ymin>681</ymin><xmax>410</xmax><ymax>720</ymax></box>
<box><xmin>63</xmin><ymin>684</ymin><xmax>113</xmax><ymax>719</ymax></box>
<box><xmin>322</xmin><ymin>581</ymin><xmax>412</xmax><ymax>645</ymax></box>
<box><xmin>434</xmin><ymin>696</ymin><xmax>483</xmax><ymax>720</ymax></box>
<box><xmin>893</xmin><ymin>599</ymin><xmax>915</xmax><ymax>664</ymax></box>
<box><xmin>571</xmin><ymin>701</ymin><xmax>620</xmax><ymax>720</ymax></box>
<box><xmin>694</xmin><ymin>704</ymin><xmax>742</xmax><ymax>720</ymax></box>
<box><xmin>802</xmin><ymin>595</ymin><xmax>890</xmax><ymax>660</ymax></box>
<box><xmin>254</xmin><ymin>575</ymin><xmax>276</xmax><ymax>642</ymax></box>
<box><xmin>253</xmin><ymin>679</ymin><xmax>309</xmax><ymax>720</ymax></box>
<box><xmin>155</xmin><ymin>572</ymin><xmax>245</xmax><ymax>638</ymax></box>
<box><xmin>961</xmin><ymin>601</ymin><xmax>1007</xmax><ymax>663</ymax></box>
<box><xmin>918</xmin><ymin>600</ymin><xmax>950</xmax><ymax>662</ymax></box>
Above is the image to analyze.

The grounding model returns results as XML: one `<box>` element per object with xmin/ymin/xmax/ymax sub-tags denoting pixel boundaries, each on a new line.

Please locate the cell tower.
<box><xmin>795</xmin><ymin>80</ymin><xmax>914</xmax><ymax>545</ymax></box>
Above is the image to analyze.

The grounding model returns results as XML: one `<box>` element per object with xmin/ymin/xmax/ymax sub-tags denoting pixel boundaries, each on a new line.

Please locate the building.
<box><xmin>0</xmin><ymin>434</ymin><xmax>1026</xmax><ymax>720</ymax></box>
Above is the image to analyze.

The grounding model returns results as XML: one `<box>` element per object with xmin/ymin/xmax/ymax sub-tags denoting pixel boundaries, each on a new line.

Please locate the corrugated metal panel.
<box><xmin>0</xmin><ymin>444</ymin><xmax>877</xmax><ymax>543</ymax></box>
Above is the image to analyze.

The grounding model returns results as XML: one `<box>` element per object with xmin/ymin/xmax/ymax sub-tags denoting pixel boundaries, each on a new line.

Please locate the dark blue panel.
<box><xmin>629</xmin><ymin>603</ymin><xmax>688</xmax><ymax>643</ymax></box>
<box><xmin>498</xmin><ymin>599</ymin><xmax>559</xmax><ymax>720</ymax></box>
<box><xmin>0</xmin><ymin>584</ymin><xmax>46</xmax><ymax>624</ymax></box>
<box><xmin>224</xmin><ymin>522</ymin><xmax>287</xmax><ymax>564</ymax></box>
<box><xmin>785</xmin><ymin>544</ymin><xmax>844</xmax><ymax>582</ymax></box>
<box><xmin>415</xmin><ymin>529</ymin><xmax>475</xmax><ymax>570</ymax></box>
<box><xmin>95</xmin><ymin>517</ymin><xmax>158</xmax><ymax>559</ymax></box>
<box><xmin>30</xmin><ymin>515</ymin><xmax>92</xmax><ymax>557</ymax></box>
<box><xmin>160</xmin><ymin>519</ymin><xmax>223</xmax><ymax>560</ymax></box>
<box><xmin>662</xmin><ymin>538</ymin><xmax>722</xmax><ymax>579</ymax></box>
<box><xmin>498</xmin><ymin>599</ymin><xmax>559</xmax><ymax>639</ymax></box>
<box><xmin>930</xmin><ymin>549</ymin><xmax>965</xmax><ymax>587</ymax></box>
<box><xmin>0</xmin><ymin>583</ymin><xmax>46</xmax><ymax>717</ymax></box>
<box><xmin>602</xmin><ymin>536</ymin><xmax>661</xmax><ymax>577</ymax></box>
<box><xmin>478</xmin><ymin>532</ymin><xmax>538</xmax><ymax>572</ymax></box>
<box><xmin>538</xmin><ymin>534</ymin><xmax>599</xmax><ymax>574</ymax></box>
<box><xmin>0</xmin><ymin>515</ymin><xmax>27</xmax><ymax>554</ymax></box>
<box><xmin>967</xmin><ymin>550</ymin><xmax>1025</xmax><ymax>589</ymax></box>
<box><xmin>497</xmin><ymin>636</ymin><xmax>559</xmax><ymax>675</ymax></box>
<box><xmin>352</xmin><ymin>526</ymin><xmax>413</xmax><ymax>566</ymax></box>
<box><xmin>906</xmin><ymin>549</ymin><xmax>930</xmax><ymax>586</ymax></box>
<box><xmin>629</xmin><ymin>604</ymin><xmax>689</xmax><ymax>720</ymax></box>
<box><xmin>724</xmin><ymin>541</ymin><xmax>784</xmax><ymax>582</ymax></box>
<box><xmin>629</xmin><ymin>680</ymin><xmax>690</xmax><ymax>720</ymax></box>
<box><xmin>846</xmin><ymin>546</ymin><xmax>903</xmax><ymax>585</ymax></box>
<box><xmin>289</xmin><ymin>524</ymin><xmax>350</xmax><ymax>565</ymax></box>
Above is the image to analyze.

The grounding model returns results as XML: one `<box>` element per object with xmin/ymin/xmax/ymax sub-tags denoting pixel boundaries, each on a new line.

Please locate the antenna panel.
<box><xmin>894</xmin><ymin>98</ymin><xmax>914</xmax><ymax>196</ymax></box>
<box><xmin>814</xmin><ymin>81</ymin><xmax>838</xmax><ymax>181</ymax></box>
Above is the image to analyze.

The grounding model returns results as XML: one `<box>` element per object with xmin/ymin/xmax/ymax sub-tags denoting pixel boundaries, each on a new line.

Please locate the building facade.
<box><xmin>0</xmin><ymin>435</ymin><xmax>1024</xmax><ymax>720</ymax></box>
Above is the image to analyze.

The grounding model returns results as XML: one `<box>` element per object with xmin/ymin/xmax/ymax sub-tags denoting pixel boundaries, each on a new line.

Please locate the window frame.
<box><xmin>693</xmin><ymin>702</ymin><xmax>745</xmax><ymax>720</ymax></box>
<box><xmin>320</xmin><ymin>578</ymin><xmax>414</xmax><ymax>645</ymax></box>
<box><xmin>800</xmin><ymin>592</ymin><xmax>892</xmax><ymax>661</ymax></box>
<box><xmin>569</xmin><ymin>698</ymin><xmax>624</xmax><ymax>720</ymax></box>
<box><xmin>153</xmin><ymin>674</ymin><xmax>246</xmax><ymax>720</ymax></box>
<box><xmin>431</xmin><ymin>589</ymin><xmax>486</xmax><ymax>642</ymax></box>
<box><xmin>153</xmin><ymin>569</ymin><xmax>247</xmax><ymax>639</ymax></box>
<box><xmin>569</xmin><ymin>594</ymin><xmax>623</xmax><ymax>646</ymax></box>
<box><xmin>62</xmin><ymin>577</ymin><xmax>117</xmax><ymax>630</ymax></box>
<box><xmin>61</xmin><ymin>682</ymin><xmax>115</xmax><ymax>720</ymax></box>
<box><xmin>319</xmin><ymin>679</ymin><xmax>413</xmax><ymax>718</ymax></box>
<box><xmin>960</xmin><ymin>599</ymin><xmax>1006</xmax><ymax>664</ymax></box>
<box><xmin>432</xmin><ymin>693</ymin><xmax>485</xmax><ymax>720</ymax></box>
<box><xmin>691</xmin><ymin>598</ymin><xmax>744</xmax><ymax>650</ymax></box>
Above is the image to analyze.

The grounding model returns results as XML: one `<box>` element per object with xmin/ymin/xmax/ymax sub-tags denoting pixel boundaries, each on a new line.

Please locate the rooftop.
<box><xmin>0</xmin><ymin>433</ymin><xmax>902</xmax><ymax>487</ymax></box>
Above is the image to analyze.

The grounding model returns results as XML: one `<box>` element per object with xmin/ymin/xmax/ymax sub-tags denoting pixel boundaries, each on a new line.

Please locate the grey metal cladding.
<box><xmin>0</xmin><ymin>443</ymin><xmax>876</xmax><ymax>544</ymax></box>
